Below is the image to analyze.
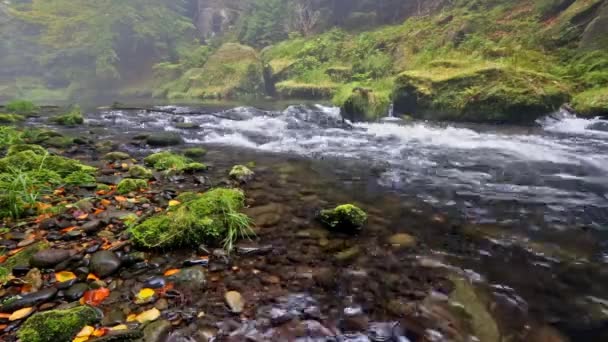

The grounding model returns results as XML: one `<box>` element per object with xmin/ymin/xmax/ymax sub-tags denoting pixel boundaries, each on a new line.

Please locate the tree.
<box><xmin>291</xmin><ymin>0</ymin><xmax>321</xmax><ymax>36</ymax></box>
<box><xmin>238</xmin><ymin>0</ymin><xmax>288</xmax><ymax>48</ymax></box>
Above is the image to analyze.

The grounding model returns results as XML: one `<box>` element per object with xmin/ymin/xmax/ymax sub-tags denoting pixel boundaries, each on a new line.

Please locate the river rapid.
<box><xmin>36</xmin><ymin>104</ymin><xmax>608</xmax><ymax>341</ymax></box>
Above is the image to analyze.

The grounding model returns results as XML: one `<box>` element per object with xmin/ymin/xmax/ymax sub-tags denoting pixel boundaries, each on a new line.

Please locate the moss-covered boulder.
<box><xmin>64</xmin><ymin>170</ymin><xmax>97</xmax><ymax>187</ymax></box>
<box><xmin>340</xmin><ymin>87</ymin><xmax>390</xmax><ymax>122</ymax></box>
<box><xmin>5</xmin><ymin>99</ymin><xmax>37</xmax><ymax>114</ymax></box>
<box><xmin>580</xmin><ymin>3</ymin><xmax>608</xmax><ymax>51</ymax></box>
<box><xmin>102</xmin><ymin>151</ymin><xmax>131</xmax><ymax>161</ymax></box>
<box><xmin>146</xmin><ymin>132</ymin><xmax>183</xmax><ymax>147</ymax></box>
<box><xmin>572</xmin><ymin>87</ymin><xmax>608</xmax><ymax>117</ymax></box>
<box><xmin>128</xmin><ymin>165</ymin><xmax>153</xmax><ymax>179</ymax></box>
<box><xmin>319</xmin><ymin>204</ymin><xmax>367</xmax><ymax>233</ymax></box>
<box><xmin>116</xmin><ymin>178</ymin><xmax>148</xmax><ymax>194</ymax></box>
<box><xmin>50</xmin><ymin>107</ymin><xmax>84</xmax><ymax>126</ymax></box>
<box><xmin>229</xmin><ymin>165</ymin><xmax>255</xmax><ymax>183</ymax></box>
<box><xmin>168</xmin><ymin>43</ymin><xmax>265</xmax><ymax>99</ymax></box>
<box><xmin>17</xmin><ymin>305</ymin><xmax>101</xmax><ymax>342</ymax></box>
<box><xmin>393</xmin><ymin>63</ymin><xmax>569</xmax><ymax>123</ymax></box>
<box><xmin>43</xmin><ymin>136</ymin><xmax>75</xmax><ymax>149</ymax></box>
<box><xmin>0</xmin><ymin>113</ymin><xmax>25</xmax><ymax>124</ymax></box>
<box><xmin>182</xmin><ymin>147</ymin><xmax>207</xmax><ymax>158</ymax></box>
<box><xmin>144</xmin><ymin>151</ymin><xmax>206</xmax><ymax>173</ymax></box>
<box><xmin>129</xmin><ymin>188</ymin><xmax>251</xmax><ymax>249</ymax></box>
<box><xmin>0</xmin><ymin>150</ymin><xmax>95</xmax><ymax>177</ymax></box>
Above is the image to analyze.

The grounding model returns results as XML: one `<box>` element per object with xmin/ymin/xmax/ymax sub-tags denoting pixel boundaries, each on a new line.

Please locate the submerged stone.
<box><xmin>90</xmin><ymin>250</ymin><xmax>122</xmax><ymax>278</ymax></box>
<box><xmin>102</xmin><ymin>151</ymin><xmax>131</xmax><ymax>160</ymax></box>
<box><xmin>146</xmin><ymin>132</ymin><xmax>183</xmax><ymax>147</ymax></box>
<box><xmin>229</xmin><ymin>165</ymin><xmax>255</xmax><ymax>183</ymax></box>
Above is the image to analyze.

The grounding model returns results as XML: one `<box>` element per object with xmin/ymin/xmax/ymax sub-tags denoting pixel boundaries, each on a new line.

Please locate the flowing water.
<box><xmin>39</xmin><ymin>104</ymin><xmax>608</xmax><ymax>340</ymax></box>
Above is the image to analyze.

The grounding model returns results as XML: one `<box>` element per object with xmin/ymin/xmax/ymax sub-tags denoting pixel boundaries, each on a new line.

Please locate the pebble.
<box><xmin>388</xmin><ymin>233</ymin><xmax>417</xmax><ymax>248</ymax></box>
<box><xmin>82</xmin><ymin>220</ymin><xmax>103</xmax><ymax>233</ymax></box>
<box><xmin>172</xmin><ymin>266</ymin><xmax>207</xmax><ymax>291</ymax></box>
<box><xmin>30</xmin><ymin>249</ymin><xmax>72</xmax><ymax>268</ymax></box>
<box><xmin>17</xmin><ymin>239</ymin><xmax>36</xmax><ymax>248</ymax></box>
<box><xmin>225</xmin><ymin>291</ymin><xmax>245</xmax><ymax>313</ymax></box>
<box><xmin>65</xmin><ymin>283</ymin><xmax>89</xmax><ymax>301</ymax></box>
<box><xmin>0</xmin><ymin>287</ymin><xmax>58</xmax><ymax>312</ymax></box>
<box><xmin>90</xmin><ymin>250</ymin><xmax>122</xmax><ymax>278</ymax></box>
<box><xmin>143</xmin><ymin>276</ymin><xmax>166</xmax><ymax>289</ymax></box>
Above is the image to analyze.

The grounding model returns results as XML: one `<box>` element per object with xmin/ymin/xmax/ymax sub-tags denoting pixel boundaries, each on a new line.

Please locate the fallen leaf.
<box><xmin>0</xmin><ymin>255</ymin><xmax>8</xmax><ymax>263</ymax></box>
<box><xmin>56</xmin><ymin>271</ymin><xmax>76</xmax><ymax>283</ymax></box>
<box><xmin>114</xmin><ymin>196</ymin><xmax>127</xmax><ymax>203</ymax></box>
<box><xmin>168</xmin><ymin>200</ymin><xmax>181</xmax><ymax>207</ymax></box>
<box><xmin>80</xmin><ymin>287</ymin><xmax>110</xmax><ymax>306</ymax></box>
<box><xmin>93</xmin><ymin>208</ymin><xmax>105</xmax><ymax>215</ymax></box>
<box><xmin>136</xmin><ymin>308</ymin><xmax>160</xmax><ymax>323</ymax></box>
<box><xmin>0</xmin><ymin>324</ymin><xmax>6</xmax><ymax>330</ymax></box>
<box><xmin>20</xmin><ymin>284</ymin><xmax>33</xmax><ymax>294</ymax></box>
<box><xmin>54</xmin><ymin>188</ymin><xmax>65</xmax><ymax>196</ymax></box>
<box><xmin>135</xmin><ymin>288</ymin><xmax>155</xmax><ymax>303</ymax></box>
<box><xmin>36</xmin><ymin>202</ymin><xmax>52</xmax><ymax>212</ymax></box>
<box><xmin>92</xmin><ymin>328</ymin><xmax>108</xmax><ymax>337</ymax></box>
<box><xmin>87</xmin><ymin>273</ymin><xmax>100</xmax><ymax>281</ymax></box>
<box><xmin>9</xmin><ymin>307</ymin><xmax>33</xmax><ymax>321</ymax></box>
<box><xmin>8</xmin><ymin>247</ymin><xmax>24</xmax><ymax>256</ymax></box>
<box><xmin>163</xmin><ymin>268</ymin><xmax>180</xmax><ymax>276</ymax></box>
<box><xmin>76</xmin><ymin>213</ymin><xmax>89</xmax><ymax>220</ymax></box>
<box><xmin>0</xmin><ymin>313</ymin><xmax>11</xmax><ymax>319</ymax></box>
<box><xmin>60</xmin><ymin>226</ymin><xmax>77</xmax><ymax>233</ymax></box>
<box><xmin>126</xmin><ymin>314</ymin><xmax>137</xmax><ymax>322</ymax></box>
<box><xmin>111</xmin><ymin>324</ymin><xmax>128</xmax><ymax>331</ymax></box>
<box><xmin>100</xmin><ymin>199</ymin><xmax>112</xmax><ymax>207</ymax></box>
<box><xmin>73</xmin><ymin>325</ymin><xmax>95</xmax><ymax>342</ymax></box>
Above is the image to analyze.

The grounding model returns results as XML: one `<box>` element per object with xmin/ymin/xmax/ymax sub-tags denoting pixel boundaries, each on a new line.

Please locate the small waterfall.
<box><xmin>388</xmin><ymin>103</ymin><xmax>394</xmax><ymax>118</ymax></box>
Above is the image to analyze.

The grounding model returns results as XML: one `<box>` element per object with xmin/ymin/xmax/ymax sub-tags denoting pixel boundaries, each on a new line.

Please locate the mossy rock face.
<box><xmin>580</xmin><ymin>3</ymin><xmax>608</xmax><ymax>50</ymax></box>
<box><xmin>128</xmin><ymin>165</ymin><xmax>153</xmax><ymax>179</ymax></box>
<box><xmin>102</xmin><ymin>151</ymin><xmax>131</xmax><ymax>161</ymax></box>
<box><xmin>146</xmin><ymin>132</ymin><xmax>183</xmax><ymax>147</ymax></box>
<box><xmin>572</xmin><ymin>87</ymin><xmax>608</xmax><ymax>117</ymax></box>
<box><xmin>0</xmin><ymin>113</ymin><xmax>25</xmax><ymax>124</ymax></box>
<box><xmin>7</xmin><ymin>144</ymin><xmax>46</xmax><ymax>156</ymax></box>
<box><xmin>393</xmin><ymin>64</ymin><xmax>570</xmax><ymax>123</ymax></box>
<box><xmin>50</xmin><ymin>107</ymin><xmax>84</xmax><ymax>126</ymax></box>
<box><xmin>17</xmin><ymin>305</ymin><xmax>101</xmax><ymax>342</ymax></box>
<box><xmin>276</xmin><ymin>81</ymin><xmax>336</xmax><ymax>99</ymax></box>
<box><xmin>182</xmin><ymin>147</ymin><xmax>207</xmax><ymax>158</ymax></box>
<box><xmin>116</xmin><ymin>178</ymin><xmax>148</xmax><ymax>194</ymax></box>
<box><xmin>229</xmin><ymin>165</ymin><xmax>254</xmax><ymax>183</ymax></box>
<box><xmin>319</xmin><ymin>204</ymin><xmax>367</xmax><ymax>233</ymax></box>
<box><xmin>341</xmin><ymin>87</ymin><xmax>390</xmax><ymax>122</ymax></box>
<box><xmin>130</xmin><ymin>188</ymin><xmax>250</xmax><ymax>249</ymax></box>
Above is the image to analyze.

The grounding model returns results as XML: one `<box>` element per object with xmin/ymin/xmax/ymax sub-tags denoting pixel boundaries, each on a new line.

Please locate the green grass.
<box><xmin>5</xmin><ymin>99</ymin><xmax>36</xmax><ymax>114</ymax></box>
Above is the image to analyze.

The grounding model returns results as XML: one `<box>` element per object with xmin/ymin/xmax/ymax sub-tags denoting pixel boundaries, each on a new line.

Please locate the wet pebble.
<box><xmin>82</xmin><ymin>219</ymin><xmax>103</xmax><ymax>233</ymax></box>
<box><xmin>388</xmin><ymin>233</ymin><xmax>417</xmax><ymax>248</ymax></box>
<box><xmin>65</xmin><ymin>283</ymin><xmax>89</xmax><ymax>301</ymax></box>
<box><xmin>225</xmin><ymin>291</ymin><xmax>245</xmax><ymax>314</ymax></box>
<box><xmin>30</xmin><ymin>248</ymin><xmax>72</xmax><ymax>268</ymax></box>
<box><xmin>144</xmin><ymin>276</ymin><xmax>166</xmax><ymax>289</ymax></box>
<box><xmin>172</xmin><ymin>266</ymin><xmax>207</xmax><ymax>291</ymax></box>
<box><xmin>0</xmin><ymin>287</ymin><xmax>58</xmax><ymax>312</ymax></box>
<box><xmin>142</xmin><ymin>319</ymin><xmax>171</xmax><ymax>342</ymax></box>
<box><xmin>90</xmin><ymin>250</ymin><xmax>122</xmax><ymax>278</ymax></box>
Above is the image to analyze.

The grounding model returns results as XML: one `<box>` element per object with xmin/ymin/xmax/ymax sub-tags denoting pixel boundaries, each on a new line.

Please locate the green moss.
<box><xmin>96</xmin><ymin>183</ymin><xmax>111</xmax><ymax>191</ymax></box>
<box><xmin>130</xmin><ymin>188</ymin><xmax>252</xmax><ymax>250</ymax></box>
<box><xmin>276</xmin><ymin>81</ymin><xmax>336</xmax><ymax>99</ymax></box>
<box><xmin>128</xmin><ymin>165</ymin><xmax>153</xmax><ymax>179</ymax></box>
<box><xmin>572</xmin><ymin>87</ymin><xmax>608</xmax><ymax>116</ymax></box>
<box><xmin>182</xmin><ymin>147</ymin><xmax>207</xmax><ymax>158</ymax></box>
<box><xmin>0</xmin><ymin>113</ymin><xmax>25</xmax><ymax>124</ymax></box>
<box><xmin>0</xmin><ymin>150</ymin><xmax>95</xmax><ymax>177</ymax></box>
<box><xmin>7</xmin><ymin>144</ymin><xmax>46</xmax><ymax>156</ymax></box>
<box><xmin>43</xmin><ymin>136</ymin><xmax>75</xmax><ymax>149</ymax></box>
<box><xmin>3</xmin><ymin>242</ymin><xmax>48</xmax><ymax>272</ymax></box>
<box><xmin>183</xmin><ymin>162</ymin><xmax>207</xmax><ymax>172</ymax></box>
<box><xmin>102</xmin><ymin>151</ymin><xmax>131</xmax><ymax>160</ymax></box>
<box><xmin>50</xmin><ymin>106</ymin><xmax>84</xmax><ymax>126</ymax></box>
<box><xmin>175</xmin><ymin>191</ymin><xmax>201</xmax><ymax>203</ymax></box>
<box><xmin>144</xmin><ymin>151</ymin><xmax>205</xmax><ymax>173</ymax></box>
<box><xmin>17</xmin><ymin>306</ymin><xmax>101</xmax><ymax>342</ymax></box>
<box><xmin>116</xmin><ymin>178</ymin><xmax>148</xmax><ymax>194</ymax></box>
<box><xmin>229</xmin><ymin>165</ymin><xmax>254</xmax><ymax>183</ymax></box>
<box><xmin>64</xmin><ymin>170</ymin><xmax>96</xmax><ymax>187</ymax></box>
<box><xmin>319</xmin><ymin>204</ymin><xmax>367</xmax><ymax>232</ymax></box>
<box><xmin>5</xmin><ymin>99</ymin><xmax>36</xmax><ymax>114</ymax></box>
<box><xmin>0</xmin><ymin>126</ymin><xmax>24</xmax><ymax>148</ymax></box>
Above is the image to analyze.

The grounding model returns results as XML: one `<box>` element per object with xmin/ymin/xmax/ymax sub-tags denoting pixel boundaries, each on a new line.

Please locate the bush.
<box><xmin>130</xmin><ymin>188</ymin><xmax>253</xmax><ymax>251</ymax></box>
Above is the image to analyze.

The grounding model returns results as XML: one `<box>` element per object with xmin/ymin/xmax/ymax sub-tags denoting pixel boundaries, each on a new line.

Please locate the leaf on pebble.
<box><xmin>80</xmin><ymin>287</ymin><xmax>110</xmax><ymax>306</ymax></box>
<box><xmin>0</xmin><ymin>313</ymin><xmax>11</xmax><ymax>319</ymax></box>
<box><xmin>114</xmin><ymin>196</ymin><xmax>127</xmax><ymax>203</ymax></box>
<box><xmin>73</xmin><ymin>325</ymin><xmax>95</xmax><ymax>342</ymax></box>
<box><xmin>8</xmin><ymin>247</ymin><xmax>24</xmax><ymax>256</ymax></box>
<box><xmin>168</xmin><ymin>200</ymin><xmax>181</xmax><ymax>207</ymax></box>
<box><xmin>9</xmin><ymin>307</ymin><xmax>33</xmax><ymax>321</ymax></box>
<box><xmin>163</xmin><ymin>268</ymin><xmax>180</xmax><ymax>276</ymax></box>
<box><xmin>135</xmin><ymin>288</ymin><xmax>155</xmax><ymax>303</ymax></box>
<box><xmin>136</xmin><ymin>308</ymin><xmax>160</xmax><ymax>323</ymax></box>
<box><xmin>100</xmin><ymin>199</ymin><xmax>112</xmax><ymax>207</ymax></box>
<box><xmin>111</xmin><ymin>324</ymin><xmax>128</xmax><ymax>331</ymax></box>
<box><xmin>56</xmin><ymin>271</ymin><xmax>76</xmax><ymax>283</ymax></box>
<box><xmin>93</xmin><ymin>208</ymin><xmax>105</xmax><ymax>215</ymax></box>
<box><xmin>126</xmin><ymin>314</ymin><xmax>137</xmax><ymax>322</ymax></box>
<box><xmin>92</xmin><ymin>328</ymin><xmax>108</xmax><ymax>337</ymax></box>
<box><xmin>77</xmin><ymin>213</ymin><xmax>89</xmax><ymax>220</ymax></box>
<box><xmin>87</xmin><ymin>273</ymin><xmax>100</xmax><ymax>281</ymax></box>
<box><xmin>36</xmin><ymin>202</ymin><xmax>52</xmax><ymax>212</ymax></box>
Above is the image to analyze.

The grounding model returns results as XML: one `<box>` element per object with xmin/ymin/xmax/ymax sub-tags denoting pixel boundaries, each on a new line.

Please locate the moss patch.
<box><xmin>0</xmin><ymin>113</ymin><xmax>25</xmax><ymax>124</ymax></box>
<box><xmin>572</xmin><ymin>87</ymin><xmax>608</xmax><ymax>116</ymax></box>
<box><xmin>64</xmin><ymin>170</ymin><xmax>97</xmax><ymax>187</ymax></box>
<box><xmin>319</xmin><ymin>204</ymin><xmax>367</xmax><ymax>233</ymax></box>
<box><xmin>229</xmin><ymin>165</ymin><xmax>254</xmax><ymax>183</ymax></box>
<box><xmin>0</xmin><ymin>150</ymin><xmax>95</xmax><ymax>177</ymax></box>
<box><xmin>5</xmin><ymin>99</ymin><xmax>36</xmax><ymax>114</ymax></box>
<box><xmin>116</xmin><ymin>178</ymin><xmax>148</xmax><ymax>194</ymax></box>
<box><xmin>130</xmin><ymin>188</ymin><xmax>251</xmax><ymax>249</ymax></box>
<box><xmin>102</xmin><ymin>151</ymin><xmax>131</xmax><ymax>160</ymax></box>
<box><xmin>182</xmin><ymin>147</ymin><xmax>207</xmax><ymax>158</ymax></box>
<box><xmin>7</xmin><ymin>144</ymin><xmax>46</xmax><ymax>156</ymax></box>
<box><xmin>144</xmin><ymin>151</ymin><xmax>206</xmax><ymax>173</ymax></box>
<box><xmin>17</xmin><ymin>305</ymin><xmax>101</xmax><ymax>342</ymax></box>
<box><xmin>50</xmin><ymin>107</ymin><xmax>84</xmax><ymax>126</ymax></box>
<box><xmin>128</xmin><ymin>165</ymin><xmax>153</xmax><ymax>179</ymax></box>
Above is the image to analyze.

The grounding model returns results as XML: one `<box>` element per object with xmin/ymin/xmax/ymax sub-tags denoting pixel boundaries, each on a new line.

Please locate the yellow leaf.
<box><xmin>56</xmin><ymin>271</ymin><xmax>76</xmax><ymax>283</ymax></box>
<box><xmin>136</xmin><ymin>308</ymin><xmax>161</xmax><ymax>323</ymax></box>
<box><xmin>126</xmin><ymin>314</ymin><xmax>137</xmax><ymax>322</ymax></box>
<box><xmin>135</xmin><ymin>288</ymin><xmax>155</xmax><ymax>303</ymax></box>
<box><xmin>9</xmin><ymin>307</ymin><xmax>33</xmax><ymax>321</ymax></box>
<box><xmin>163</xmin><ymin>268</ymin><xmax>180</xmax><ymax>276</ymax></box>
<box><xmin>111</xmin><ymin>324</ymin><xmax>128</xmax><ymax>331</ymax></box>
<box><xmin>72</xmin><ymin>325</ymin><xmax>94</xmax><ymax>342</ymax></box>
<box><xmin>168</xmin><ymin>200</ymin><xmax>181</xmax><ymax>207</ymax></box>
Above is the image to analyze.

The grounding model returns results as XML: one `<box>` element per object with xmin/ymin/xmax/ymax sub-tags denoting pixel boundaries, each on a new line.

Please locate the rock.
<box><xmin>225</xmin><ymin>291</ymin><xmax>245</xmax><ymax>313</ymax></box>
<box><xmin>319</xmin><ymin>204</ymin><xmax>367</xmax><ymax>233</ymax></box>
<box><xmin>128</xmin><ymin>165</ymin><xmax>153</xmax><ymax>179</ymax></box>
<box><xmin>102</xmin><ymin>308</ymin><xmax>126</xmax><ymax>326</ymax></box>
<box><xmin>140</xmin><ymin>319</ymin><xmax>171</xmax><ymax>342</ymax></box>
<box><xmin>116</xmin><ymin>178</ymin><xmax>148</xmax><ymax>195</ymax></box>
<box><xmin>65</xmin><ymin>283</ymin><xmax>89</xmax><ymax>301</ymax></box>
<box><xmin>81</xmin><ymin>220</ymin><xmax>103</xmax><ymax>233</ymax></box>
<box><xmin>387</xmin><ymin>233</ymin><xmax>416</xmax><ymax>248</ymax></box>
<box><xmin>314</xmin><ymin>267</ymin><xmax>337</xmax><ymax>289</ymax></box>
<box><xmin>0</xmin><ymin>287</ymin><xmax>58</xmax><ymax>312</ymax></box>
<box><xmin>174</xmin><ymin>122</ymin><xmax>200</xmax><ymax>129</ymax></box>
<box><xmin>24</xmin><ymin>268</ymin><xmax>43</xmax><ymax>292</ymax></box>
<box><xmin>182</xmin><ymin>147</ymin><xmax>207</xmax><ymax>158</ymax></box>
<box><xmin>17</xmin><ymin>306</ymin><xmax>101</xmax><ymax>342</ymax></box>
<box><xmin>146</xmin><ymin>132</ymin><xmax>183</xmax><ymax>147</ymax></box>
<box><xmin>154</xmin><ymin>298</ymin><xmax>169</xmax><ymax>311</ymax></box>
<box><xmin>102</xmin><ymin>152</ymin><xmax>131</xmax><ymax>160</ymax></box>
<box><xmin>143</xmin><ymin>276</ymin><xmax>166</xmax><ymax>289</ymax></box>
<box><xmin>90</xmin><ymin>251</ymin><xmax>122</xmax><ymax>278</ymax></box>
<box><xmin>172</xmin><ymin>266</ymin><xmax>206</xmax><ymax>291</ymax></box>
<box><xmin>335</xmin><ymin>246</ymin><xmax>361</xmax><ymax>261</ymax></box>
<box><xmin>587</xmin><ymin>121</ymin><xmax>608</xmax><ymax>132</ymax></box>
<box><xmin>229</xmin><ymin>165</ymin><xmax>254</xmax><ymax>183</ymax></box>
<box><xmin>30</xmin><ymin>249</ymin><xmax>71</xmax><ymax>268</ymax></box>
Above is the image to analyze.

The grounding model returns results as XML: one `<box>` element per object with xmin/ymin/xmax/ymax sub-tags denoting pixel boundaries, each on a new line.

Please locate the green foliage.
<box><xmin>50</xmin><ymin>106</ymin><xmax>84</xmax><ymax>126</ymax></box>
<box><xmin>144</xmin><ymin>151</ymin><xmax>206</xmax><ymax>173</ymax></box>
<box><xmin>238</xmin><ymin>0</ymin><xmax>288</xmax><ymax>47</ymax></box>
<box><xmin>64</xmin><ymin>170</ymin><xmax>96</xmax><ymax>187</ymax></box>
<box><xmin>182</xmin><ymin>147</ymin><xmax>207</xmax><ymax>158</ymax></box>
<box><xmin>0</xmin><ymin>126</ymin><xmax>24</xmax><ymax>148</ymax></box>
<box><xmin>0</xmin><ymin>113</ymin><xmax>25</xmax><ymax>124</ymax></box>
<box><xmin>116</xmin><ymin>178</ymin><xmax>148</xmax><ymax>195</ymax></box>
<box><xmin>17</xmin><ymin>306</ymin><xmax>101</xmax><ymax>342</ymax></box>
<box><xmin>130</xmin><ymin>188</ymin><xmax>253</xmax><ymax>251</ymax></box>
<box><xmin>5</xmin><ymin>99</ymin><xmax>36</xmax><ymax>114</ymax></box>
<box><xmin>7</xmin><ymin>144</ymin><xmax>46</xmax><ymax>156</ymax></box>
<box><xmin>128</xmin><ymin>165</ymin><xmax>153</xmax><ymax>179</ymax></box>
<box><xmin>572</xmin><ymin>87</ymin><xmax>608</xmax><ymax>116</ymax></box>
<box><xmin>319</xmin><ymin>204</ymin><xmax>368</xmax><ymax>232</ymax></box>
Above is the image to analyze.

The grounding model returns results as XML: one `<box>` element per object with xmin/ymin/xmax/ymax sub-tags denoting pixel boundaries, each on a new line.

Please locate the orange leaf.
<box><xmin>0</xmin><ymin>255</ymin><xmax>8</xmax><ymax>263</ymax></box>
<box><xmin>0</xmin><ymin>324</ymin><xmax>7</xmax><ymax>330</ymax></box>
<box><xmin>114</xmin><ymin>196</ymin><xmax>127</xmax><ymax>203</ymax></box>
<box><xmin>61</xmin><ymin>226</ymin><xmax>77</xmax><ymax>233</ymax></box>
<box><xmin>164</xmin><ymin>269</ymin><xmax>180</xmax><ymax>276</ymax></box>
<box><xmin>0</xmin><ymin>313</ymin><xmax>12</xmax><ymax>319</ymax></box>
<box><xmin>92</xmin><ymin>328</ymin><xmax>108</xmax><ymax>337</ymax></box>
<box><xmin>87</xmin><ymin>273</ymin><xmax>100</xmax><ymax>281</ymax></box>
<box><xmin>81</xmin><ymin>288</ymin><xmax>110</xmax><ymax>306</ymax></box>
<box><xmin>77</xmin><ymin>213</ymin><xmax>89</xmax><ymax>220</ymax></box>
<box><xmin>20</xmin><ymin>284</ymin><xmax>33</xmax><ymax>294</ymax></box>
<box><xmin>93</xmin><ymin>208</ymin><xmax>105</xmax><ymax>215</ymax></box>
<box><xmin>100</xmin><ymin>199</ymin><xmax>111</xmax><ymax>207</ymax></box>
<box><xmin>8</xmin><ymin>247</ymin><xmax>24</xmax><ymax>256</ymax></box>
<box><xmin>36</xmin><ymin>202</ymin><xmax>52</xmax><ymax>212</ymax></box>
<box><xmin>53</xmin><ymin>188</ymin><xmax>65</xmax><ymax>196</ymax></box>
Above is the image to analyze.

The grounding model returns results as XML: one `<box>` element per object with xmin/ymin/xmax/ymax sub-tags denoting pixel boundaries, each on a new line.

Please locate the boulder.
<box><xmin>90</xmin><ymin>251</ymin><xmax>122</xmax><ymax>278</ymax></box>
<box><xmin>146</xmin><ymin>132</ymin><xmax>183</xmax><ymax>147</ymax></box>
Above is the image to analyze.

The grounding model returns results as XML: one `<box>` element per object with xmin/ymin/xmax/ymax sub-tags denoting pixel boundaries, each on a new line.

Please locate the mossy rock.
<box><xmin>116</xmin><ymin>178</ymin><xmax>148</xmax><ymax>194</ymax></box>
<box><xmin>146</xmin><ymin>132</ymin><xmax>183</xmax><ymax>147</ymax></box>
<box><xmin>128</xmin><ymin>165</ymin><xmax>153</xmax><ymax>179</ymax></box>
<box><xmin>50</xmin><ymin>107</ymin><xmax>84</xmax><ymax>126</ymax></box>
<box><xmin>579</xmin><ymin>3</ymin><xmax>608</xmax><ymax>50</ymax></box>
<box><xmin>393</xmin><ymin>64</ymin><xmax>570</xmax><ymax>123</ymax></box>
<box><xmin>0</xmin><ymin>113</ymin><xmax>25</xmax><ymax>124</ymax></box>
<box><xmin>319</xmin><ymin>204</ymin><xmax>367</xmax><ymax>233</ymax></box>
<box><xmin>17</xmin><ymin>305</ymin><xmax>101</xmax><ymax>342</ymax></box>
<box><xmin>174</xmin><ymin>122</ymin><xmax>201</xmax><ymax>129</ymax></box>
<box><xmin>7</xmin><ymin>144</ymin><xmax>46</xmax><ymax>156</ymax></box>
<box><xmin>64</xmin><ymin>170</ymin><xmax>97</xmax><ymax>187</ymax></box>
<box><xmin>102</xmin><ymin>151</ymin><xmax>131</xmax><ymax>161</ymax></box>
<box><xmin>572</xmin><ymin>87</ymin><xmax>608</xmax><ymax>117</ymax></box>
<box><xmin>130</xmin><ymin>188</ymin><xmax>250</xmax><ymax>249</ymax></box>
<box><xmin>144</xmin><ymin>151</ymin><xmax>205</xmax><ymax>173</ymax></box>
<box><xmin>5</xmin><ymin>100</ymin><xmax>37</xmax><ymax>114</ymax></box>
<box><xmin>183</xmin><ymin>162</ymin><xmax>207</xmax><ymax>172</ymax></box>
<box><xmin>182</xmin><ymin>147</ymin><xmax>207</xmax><ymax>158</ymax></box>
<box><xmin>43</xmin><ymin>136</ymin><xmax>75</xmax><ymax>149</ymax></box>
<box><xmin>229</xmin><ymin>165</ymin><xmax>254</xmax><ymax>183</ymax></box>
<box><xmin>341</xmin><ymin>87</ymin><xmax>390</xmax><ymax>122</ymax></box>
<box><xmin>0</xmin><ymin>150</ymin><xmax>95</xmax><ymax>177</ymax></box>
